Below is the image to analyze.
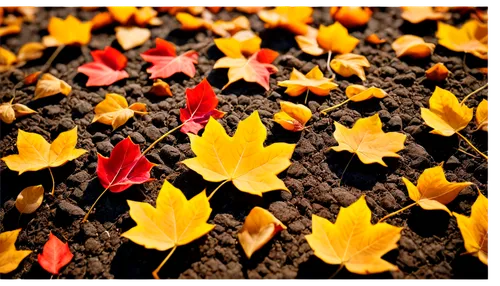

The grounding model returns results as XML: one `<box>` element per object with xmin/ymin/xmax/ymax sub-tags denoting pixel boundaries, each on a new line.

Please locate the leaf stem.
<box><xmin>39</xmin><ymin>45</ymin><xmax>65</xmax><ymax>78</ymax></box>
<box><xmin>326</xmin><ymin>51</ymin><xmax>333</xmax><ymax>77</ymax></box>
<box><xmin>456</xmin><ymin>148</ymin><xmax>480</xmax><ymax>159</ymax></box>
<box><xmin>142</xmin><ymin>124</ymin><xmax>184</xmax><ymax>156</ymax></box>
<box><xmin>329</xmin><ymin>263</ymin><xmax>344</xmax><ymax>279</ymax></box>
<box><xmin>338</xmin><ymin>153</ymin><xmax>355</xmax><ymax>187</ymax></box>
<box><xmin>208</xmin><ymin>180</ymin><xmax>230</xmax><ymax>201</ymax></box>
<box><xmin>460</xmin><ymin>83</ymin><xmax>488</xmax><ymax>105</ymax></box>
<box><xmin>82</xmin><ymin>186</ymin><xmax>110</xmax><ymax>223</ymax></box>
<box><xmin>304</xmin><ymin>89</ymin><xmax>310</xmax><ymax>104</ymax></box>
<box><xmin>320</xmin><ymin>98</ymin><xmax>351</xmax><ymax>115</ymax></box>
<box><xmin>378</xmin><ymin>202</ymin><xmax>417</xmax><ymax>223</ymax></box>
<box><xmin>48</xmin><ymin>168</ymin><xmax>55</xmax><ymax>196</ymax></box>
<box><xmin>456</xmin><ymin>132</ymin><xmax>488</xmax><ymax>160</ymax></box>
<box><xmin>152</xmin><ymin>246</ymin><xmax>177</xmax><ymax>279</ymax></box>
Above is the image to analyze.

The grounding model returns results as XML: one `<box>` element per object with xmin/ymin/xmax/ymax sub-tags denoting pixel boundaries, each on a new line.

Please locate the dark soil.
<box><xmin>0</xmin><ymin>7</ymin><xmax>488</xmax><ymax>279</ymax></box>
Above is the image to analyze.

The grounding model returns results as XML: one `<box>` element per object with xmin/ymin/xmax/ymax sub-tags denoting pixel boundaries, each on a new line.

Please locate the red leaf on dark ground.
<box><xmin>38</xmin><ymin>233</ymin><xmax>73</xmax><ymax>275</ymax></box>
<box><xmin>77</xmin><ymin>46</ymin><xmax>129</xmax><ymax>86</ymax></box>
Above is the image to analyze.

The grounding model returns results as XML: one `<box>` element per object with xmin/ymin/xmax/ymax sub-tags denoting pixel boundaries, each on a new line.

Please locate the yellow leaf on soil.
<box><xmin>0</xmin><ymin>229</ymin><xmax>32</xmax><ymax>274</ymax></box>
<box><xmin>34</xmin><ymin>73</ymin><xmax>71</xmax><ymax>100</ymax></box>
<box><xmin>278</xmin><ymin>66</ymin><xmax>337</xmax><ymax>96</ymax></box>
<box><xmin>274</xmin><ymin>101</ymin><xmax>312</xmax><ymax>132</ymax></box>
<box><xmin>317</xmin><ymin>22</ymin><xmax>359</xmax><ymax>54</ymax></box>
<box><xmin>392</xmin><ymin>35</ymin><xmax>435</xmax><ymax>58</ymax></box>
<box><xmin>0</xmin><ymin>102</ymin><xmax>36</xmax><ymax>124</ymax></box>
<box><xmin>0</xmin><ymin>46</ymin><xmax>17</xmax><ymax>72</ymax></box>
<box><xmin>401</xmin><ymin>7</ymin><xmax>450</xmax><ymax>24</ymax></box>
<box><xmin>93</xmin><ymin>93</ymin><xmax>147</xmax><ymax>130</ymax></box>
<box><xmin>258</xmin><ymin>7</ymin><xmax>313</xmax><ymax>35</ymax></box>
<box><xmin>16</xmin><ymin>185</ymin><xmax>44</xmax><ymax>214</ymax></box>
<box><xmin>436</xmin><ymin>19</ymin><xmax>487</xmax><ymax>59</ymax></box>
<box><xmin>17</xmin><ymin>42</ymin><xmax>45</xmax><ymax>62</ymax></box>
<box><xmin>115</xmin><ymin>26</ymin><xmax>151</xmax><ymax>51</ymax></box>
<box><xmin>43</xmin><ymin>15</ymin><xmax>92</xmax><ymax>46</ymax></box>
<box><xmin>330</xmin><ymin>53</ymin><xmax>370</xmax><ymax>81</ymax></box>
<box><xmin>425</xmin><ymin>62</ymin><xmax>449</xmax><ymax>81</ymax></box>
<box><xmin>475</xmin><ymin>99</ymin><xmax>488</xmax><ymax>132</ymax></box>
<box><xmin>345</xmin><ymin>85</ymin><xmax>387</xmax><ymax>102</ymax></box>
<box><xmin>149</xmin><ymin>79</ymin><xmax>172</xmax><ymax>97</ymax></box>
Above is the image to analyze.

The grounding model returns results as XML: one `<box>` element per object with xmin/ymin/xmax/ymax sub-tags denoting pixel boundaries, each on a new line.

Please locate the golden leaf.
<box><xmin>436</xmin><ymin>19</ymin><xmax>487</xmax><ymax>59</ymax></box>
<box><xmin>0</xmin><ymin>102</ymin><xmax>36</xmax><ymax>124</ymax></box>
<box><xmin>34</xmin><ymin>73</ymin><xmax>72</xmax><ymax>100</ymax></box>
<box><xmin>274</xmin><ymin>101</ymin><xmax>312</xmax><ymax>132</ymax></box>
<box><xmin>214</xmin><ymin>30</ymin><xmax>262</xmax><ymax>58</ymax></box>
<box><xmin>330</xmin><ymin>53</ymin><xmax>370</xmax><ymax>81</ymax></box>
<box><xmin>392</xmin><ymin>35</ymin><xmax>435</xmax><ymax>58</ymax></box>
<box><xmin>17</xmin><ymin>42</ymin><xmax>45</xmax><ymax>62</ymax></box>
<box><xmin>278</xmin><ymin>65</ymin><xmax>338</xmax><ymax>97</ymax></box>
<box><xmin>16</xmin><ymin>185</ymin><xmax>44</xmax><ymax>214</ymax></box>
<box><xmin>401</xmin><ymin>7</ymin><xmax>451</xmax><ymax>24</ymax></box>
<box><xmin>317</xmin><ymin>22</ymin><xmax>359</xmax><ymax>54</ymax></box>
<box><xmin>475</xmin><ymin>99</ymin><xmax>488</xmax><ymax>132</ymax></box>
<box><xmin>346</xmin><ymin>85</ymin><xmax>387</xmax><ymax>102</ymax></box>
<box><xmin>0</xmin><ymin>229</ymin><xmax>32</xmax><ymax>274</ymax></box>
<box><xmin>258</xmin><ymin>7</ymin><xmax>313</xmax><ymax>35</ymax></box>
<box><xmin>92</xmin><ymin>93</ymin><xmax>148</xmax><ymax>130</ymax></box>
<box><xmin>0</xmin><ymin>46</ymin><xmax>17</xmax><ymax>72</ymax></box>
<box><xmin>42</xmin><ymin>15</ymin><xmax>92</xmax><ymax>46</ymax></box>
<box><xmin>333</xmin><ymin>7</ymin><xmax>372</xmax><ymax>28</ymax></box>
<box><xmin>365</xmin><ymin>34</ymin><xmax>386</xmax><ymax>44</ymax></box>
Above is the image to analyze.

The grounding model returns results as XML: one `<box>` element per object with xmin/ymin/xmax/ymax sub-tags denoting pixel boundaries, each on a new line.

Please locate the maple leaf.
<box><xmin>258</xmin><ymin>7</ymin><xmax>313</xmax><ymax>35</ymax></box>
<box><xmin>330</xmin><ymin>53</ymin><xmax>370</xmax><ymax>81</ymax></box>
<box><xmin>42</xmin><ymin>15</ymin><xmax>92</xmax><ymax>47</ymax></box>
<box><xmin>420</xmin><ymin>87</ymin><xmax>473</xmax><ymax>136</ymax></box>
<box><xmin>34</xmin><ymin>73</ymin><xmax>72</xmax><ymax>100</ymax></box>
<box><xmin>331</xmin><ymin>113</ymin><xmax>406</xmax><ymax>167</ymax></box>
<box><xmin>141</xmin><ymin>38</ymin><xmax>199</xmax><ymax>79</ymax></box>
<box><xmin>365</xmin><ymin>34</ymin><xmax>386</xmax><ymax>45</ymax></box>
<box><xmin>213</xmin><ymin>48</ymin><xmax>279</xmax><ymax>91</ymax></box>
<box><xmin>475</xmin><ymin>99</ymin><xmax>488</xmax><ymax>131</ymax></box>
<box><xmin>436</xmin><ymin>19</ymin><xmax>488</xmax><ymax>59</ymax></box>
<box><xmin>38</xmin><ymin>233</ymin><xmax>73</xmax><ymax>275</ymax></box>
<box><xmin>401</xmin><ymin>7</ymin><xmax>451</xmax><ymax>24</ymax></box>
<box><xmin>392</xmin><ymin>35</ymin><xmax>435</xmax><ymax>58</ymax></box>
<box><xmin>238</xmin><ymin>207</ymin><xmax>286</xmax><ymax>258</ymax></box>
<box><xmin>295</xmin><ymin>22</ymin><xmax>359</xmax><ymax>56</ymax></box>
<box><xmin>179</xmin><ymin>78</ymin><xmax>225</xmax><ymax>135</ymax></box>
<box><xmin>425</xmin><ymin>62</ymin><xmax>450</xmax><ymax>81</ymax></box>
<box><xmin>331</xmin><ymin>7</ymin><xmax>372</xmax><ymax>28</ymax></box>
<box><xmin>453</xmin><ymin>192</ymin><xmax>488</xmax><ymax>265</ymax></box>
<box><xmin>175</xmin><ymin>12</ymin><xmax>210</xmax><ymax>31</ymax></box>
<box><xmin>0</xmin><ymin>229</ymin><xmax>32</xmax><ymax>274</ymax></box>
<box><xmin>122</xmin><ymin>179</ymin><xmax>214</xmax><ymax>279</ymax></box>
<box><xmin>0</xmin><ymin>101</ymin><xmax>36</xmax><ymax>124</ymax></box>
<box><xmin>214</xmin><ymin>30</ymin><xmax>262</xmax><ymax>58</ymax></box>
<box><xmin>403</xmin><ymin>165</ymin><xmax>473</xmax><ymax>214</ymax></box>
<box><xmin>97</xmin><ymin>137</ymin><xmax>155</xmax><ymax>193</ymax></box>
<box><xmin>15</xmin><ymin>185</ymin><xmax>44</xmax><ymax>214</ymax></box>
<box><xmin>277</xmin><ymin>65</ymin><xmax>338</xmax><ymax>98</ymax></box>
<box><xmin>183</xmin><ymin>111</ymin><xmax>295</xmax><ymax>197</ymax></box>
<box><xmin>274</xmin><ymin>101</ymin><xmax>312</xmax><ymax>132</ymax></box>
<box><xmin>306</xmin><ymin>195</ymin><xmax>402</xmax><ymax>274</ymax></box>
<box><xmin>149</xmin><ymin>79</ymin><xmax>172</xmax><ymax>96</ymax></box>
<box><xmin>92</xmin><ymin>93</ymin><xmax>148</xmax><ymax>130</ymax></box>
<box><xmin>115</xmin><ymin>26</ymin><xmax>151</xmax><ymax>51</ymax></box>
<box><xmin>77</xmin><ymin>46</ymin><xmax>129</xmax><ymax>86</ymax></box>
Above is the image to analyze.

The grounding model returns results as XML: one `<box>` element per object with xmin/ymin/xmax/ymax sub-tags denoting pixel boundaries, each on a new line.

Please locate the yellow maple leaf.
<box><xmin>331</xmin><ymin>113</ymin><xmax>406</xmax><ymax>166</ymax></box>
<box><xmin>0</xmin><ymin>102</ymin><xmax>36</xmax><ymax>124</ymax></box>
<box><xmin>182</xmin><ymin>111</ymin><xmax>296</xmax><ymax>197</ymax></box>
<box><xmin>258</xmin><ymin>7</ymin><xmax>313</xmax><ymax>35</ymax></box>
<box><xmin>15</xmin><ymin>185</ymin><xmax>44</xmax><ymax>214</ymax></box>
<box><xmin>306</xmin><ymin>195</ymin><xmax>402</xmax><ymax>274</ymax></box>
<box><xmin>115</xmin><ymin>26</ymin><xmax>151</xmax><ymax>51</ymax></box>
<box><xmin>401</xmin><ymin>7</ymin><xmax>450</xmax><ymax>24</ymax></box>
<box><xmin>108</xmin><ymin>6</ymin><xmax>138</xmax><ymax>25</ymax></box>
<box><xmin>238</xmin><ymin>207</ymin><xmax>286</xmax><ymax>258</ymax></box>
<box><xmin>0</xmin><ymin>229</ymin><xmax>32</xmax><ymax>274</ymax></box>
<box><xmin>108</xmin><ymin>7</ymin><xmax>158</xmax><ymax>26</ymax></box>
<box><xmin>330</xmin><ymin>53</ymin><xmax>370</xmax><ymax>81</ymax></box>
<box><xmin>274</xmin><ymin>101</ymin><xmax>312</xmax><ymax>132</ymax></box>
<box><xmin>436</xmin><ymin>19</ymin><xmax>487</xmax><ymax>59</ymax></box>
<box><xmin>34</xmin><ymin>73</ymin><xmax>72</xmax><ymax>100</ymax></box>
<box><xmin>453</xmin><ymin>192</ymin><xmax>488</xmax><ymax>265</ymax></box>
<box><xmin>392</xmin><ymin>35</ymin><xmax>435</xmax><ymax>58</ymax></box>
<box><xmin>421</xmin><ymin>87</ymin><xmax>473</xmax><ymax>136</ymax></box>
<box><xmin>403</xmin><ymin>165</ymin><xmax>473</xmax><ymax>214</ymax></box>
<box><xmin>475</xmin><ymin>99</ymin><xmax>488</xmax><ymax>132</ymax></box>
<box><xmin>295</xmin><ymin>22</ymin><xmax>359</xmax><ymax>56</ymax></box>
<box><xmin>122</xmin><ymin>179</ymin><xmax>214</xmax><ymax>279</ymax></box>
<box><xmin>42</xmin><ymin>15</ymin><xmax>92</xmax><ymax>46</ymax></box>
<box><xmin>277</xmin><ymin>65</ymin><xmax>338</xmax><ymax>98</ymax></box>
<box><xmin>92</xmin><ymin>93</ymin><xmax>148</xmax><ymax>130</ymax></box>
<box><xmin>214</xmin><ymin>30</ymin><xmax>262</xmax><ymax>58</ymax></box>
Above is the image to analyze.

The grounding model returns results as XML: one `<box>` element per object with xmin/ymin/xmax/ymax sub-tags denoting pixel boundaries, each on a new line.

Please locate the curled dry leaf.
<box><xmin>0</xmin><ymin>229</ymin><xmax>32</xmax><ymax>274</ymax></box>
<box><xmin>91</xmin><ymin>12</ymin><xmax>114</xmax><ymax>30</ymax></box>
<box><xmin>211</xmin><ymin>16</ymin><xmax>250</xmax><ymax>37</ymax></box>
<box><xmin>296</xmin><ymin>22</ymin><xmax>359</xmax><ymax>56</ymax></box>
<box><xmin>436</xmin><ymin>19</ymin><xmax>487</xmax><ymax>59</ymax></box>
<box><xmin>214</xmin><ymin>30</ymin><xmax>262</xmax><ymax>57</ymax></box>
<box><xmin>425</xmin><ymin>62</ymin><xmax>450</xmax><ymax>81</ymax></box>
<box><xmin>182</xmin><ymin>111</ymin><xmax>296</xmax><ymax>196</ymax></box>
<box><xmin>365</xmin><ymin>34</ymin><xmax>386</xmax><ymax>44</ymax></box>
<box><xmin>306</xmin><ymin>196</ymin><xmax>402</xmax><ymax>274</ymax></box>
<box><xmin>392</xmin><ymin>35</ymin><xmax>435</xmax><ymax>58</ymax></box>
<box><xmin>401</xmin><ymin>7</ymin><xmax>451</xmax><ymax>24</ymax></box>
<box><xmin>258</xmin><ymin>7</ymin><xmax>313</xmax><ymax>35</ymax></box>
<box><xmin>238</xmin><ymin>207</ymin><xmax>286</xmax><ymax>258</ymax></box>
<box><xmin>176</xmin><ymin>12</ymin><xmax>210</xmax><ymax>31</ymax></box>
<box><xmin>475</xmin><ymin>99</ymin><xmax>488</xmax><ymax>132</ymax></box>
<box><xmin>403</xmin><ymin>165</ymin><xmax>473</xmax><ymax>214</ymax></box>
<box><xmin>332</xmin><ymin>113</ymin><xmax>406</xmax><ymax>166</ymax></box>
<box><xmin>42</xmin><ymin>15</ymin><xmax>92</xmax><ymax>47</ymax></box>
<box><xmin>453</xmin><ymin>192</ymin><xmax>488</xmax><ymax>265</ymax></box>
<box><xmin>149</xmin><ymin>79</ymin><xmax>172</xmax><ymax>96</ymax></box>
<box><xmin>421</xmin><ymin>87</ymin><xmax>473</xmax><ymax>136</ymax></box>
<box><xmin>92</xmin><ymin>93</ymin><xmax>148</xmax><ymax>130</ymax></box>
<box><xmin>346</xmin><ymin>85</ymin><xmax>387</xmax><ymax>102</ymax></box>
<box><xmin>273</xmin><ymin>101</ymin><xmax>312</xmax><ymax>132</ymax></box>
<box><xmin>15</xmin><ymin>185</ymin><xmax>44</xmax><ymax>214</ymax></box>
<box><xmin>277</xmin><ymin>65</ymin><xmax>337</xmax><ymax>97</ymax></box>
<box><xmin>34</xmin><ymin>73</ymin><xmax>72</xmax><ymax>100</ymax></box>
<box><xmin>0</xmin><ymin>102</ymin><xmax>36</xmax><ymax>124</ymax></box>
<box><xmin>77</xmin><ymin>46</ymin><xmax>129</xmax><ymax>86</ymax></box>
<box><xmin>17</xmin><ymin>42</ymin><xmax>45</xmax><ymax>62</ymax></box>
<box><xmin>331</xmin><ymin>7</ymin><xmax>372</xmax><ymax>28</ymax></box>
<box><xmin>38</xmin><ymin>233</ymin><xmax>73</xmax><ymax>275</ymax></box>
<box><xmin>330</xmin><ymin>53</ymin><xmax>370</xmax><ymax>81</ymax></box>
<box><xmin>115</xmin><ymin>26</ymin><xmax>151</xmax><ymax>50</ymax></box>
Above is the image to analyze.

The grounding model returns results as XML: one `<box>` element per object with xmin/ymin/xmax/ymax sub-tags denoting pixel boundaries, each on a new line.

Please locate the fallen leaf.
<box><xmin>141</xmin><ymin>38</ymin><xmax>198</xmax><ymax>79</ymax></box>
<box><xmin>149</xmin><ymin>79</ymin><xmax>172</xmax><ymax>96</ymax></box>
<box><xmin>258</xmin><ymin>7</ymin><xmax>313</xmax><ymax>35</ymax></box>
<box><xmin>92</xmin><ymin>93</ymin><xmax>148</xmax><ymax>130</ymax></box>
<box><xmin>453</xmin><ymin>192</ymin><xmax>488</xmax><ymax>265</ymax></box>
<box><xmin>180</xmin><ymin>78</ymin><xmax>225</xmax><ymax>135</ymax></box>
<box><xmin>306</xmin><ymin>195</ymin><xmax>402</xmax><ymax>274</ymax></box>
<box><xmin>97</xmin><ymin>137</ymin><xmax>155</xmax><ymax>193</ymax></box>
<box><xmin>330</xmin><ymin>53</ymin><xmax>370</xmax><ymax>81</ymax></box>
<box><xmin>1</xmin><ymin>127</ymin><xmax>87</xmax><ymax>175</ymax></box>
<box><xmin>392</xmin><ymin>35</ymin><xmax>435</xmax><ymax>58</ymax></box>
<box><xmin>215</xmin><ymin>31</ymin><xmax>262</xmax><ymax>58</ymax></box>
<box><xmin>436</xmin><ymin>19</ymin><xmax>487</xmax><ymax>59</ymax></box>
<box><xmin>403</xmin><ymin>165</ymin><xmax>473</xmax><ymax>214</ymax></box>
<box><xmin>122</xmin><ymin>179</ymin><xmax>214</xmax><ymax>279</ymax></box>
<box><xmin>0</xmin><ymin>24</ymin><xmax>21</xmax><ymax>37</ymax></box>
<box><xmin>238</xmin><ymin>207</ymin><xmax>286</xmax><ymax>258</ymax></box>
<box><xmin>213</xmin><ymin>48</ymin><xmax>279</xmax><ymax>90</ymax></box>
<box><xmin>0</xmin><ymin>102</ymin><xmax>36</xmax><ymax>124</ymax></box>
<box><xmin>38</xmin><ymin>233</ymin><xmax>73</xmax><ymax>275</ymax></box>
<box><xmin>42</xmin><ymin>15</ymin><xmax>92</xmax><ymax>46</ymax></box>
<box><xmin>24</xmin><ymin>71</ymin><xmax>41</xmax><ymax>85</ymax></box>
<box><xmin>77</xmin><ymin>46</ymin><xmax>129</xmax><ymax>86</ymax></box>
<box><xmin>0</xmin><ymin>229</ymin><xmax>32</xmax><ymax>274</ymax></box>
<box><xmin>159</xmin><ymin>7</ymin><xmax>205</xmax><ymax>15</ymax></box>
<box><xmin>115</xmin><ymin>26</ymin><xmax>151</xmax><ymax>50</ymax></box>
<box><xmin>401</xmin><ymin>7</ymin><xmax>451</xmax><ymax>24</ymax></box>
<box><xmin>273</xmin><ymin>101</ymin><xmax>312</xmax><ymax>132</ymax></box>
<box><xmin>425</xmin><ymin>62</ymin><xmax>450</xmax><ymax>81</ymax></box>
<box><xmin>211</xmin><ymin>16</ymin><xmax>250</xmax><ymax>37</ymax></box>
<box><xmin>365</xmin><ymin>33</ymin><xmax>386</xmax><ymax>44</ymax></box>
<box><xmin>183</xmin><ymin>111</ymin><xmax>295</xmax><ymax>196</ymax></box>
<box><xmin>296</xmin><ymin>22</ymin><xmax>359</xmax><ymax>56</ymax></box>
<box><xmin>478</xmin><ymin>67</ymin><xmax>487</xmax><ymax>74</ymax></box>
<box><xmin>346</xmin><ymin>85</ymin><xmax>387</xmax><ymax>102</ymax></box>
<box><xmin>133</xmin><ymin>7</ymin><xmax>158</xmax><ymax>26</ymax></box>
<box><xmin>277</xmin><ymin>65</ymin><xmax>337</xmax><ymax>97</ymax></box>
<box><xmin>16</xmin><ymin>7</ymin><xmax>37</xmax><ymax>21</ymax></box>
<box><xmin>17</xmin><ymin>42</ymin><xmax>45</xmax><ymax>62</ymax></box>
<box><xmin>332</xmin><ymin>113</ymin><xmax>406</xmax><ymax>166</ymax></box>
<box><xmin>34</xmin><ymin>73</ymin><xmax>71</xmax><ymax>100</ymax></box>
<box><xmin>332</xmin><ymin>7</ymin><xmax>372</xmax><ymax>28</ymax></box>
<box><xmin>15</xmin><ymin>185</ymin><xmax>44</xmax><ymax>214</ymax></box>
<box><xmin>0</xmin><ymin>46</ymin><xmax>17</xmax><ymax>72</ymax></box>
<box><xmin>421</xmin><ymin>87</ymin><xmax>473</xmax><ymax>136</ymax></box>
<box><xmin>236</xmin><ymin>7</ymin><xmax>264</xmax><ymax>14</ymax></box>
<box><xmin>91</xmin><ymin>12</ymin><xmax>114</xmax><ymax>30</ymax></box>
<box><xmin>176</xmin><ymin>12</ymin><xmax>210</xmax><ymax>31</ymax></box>
<box><xmin>476</xmin><ymin>99</ymin><xmax>488</xmax><ymax>131</ymax></box>
<box><xmin>107</xmin><ymin>6</ymin><xmax>136</xmax><ymax>25</ymax></box>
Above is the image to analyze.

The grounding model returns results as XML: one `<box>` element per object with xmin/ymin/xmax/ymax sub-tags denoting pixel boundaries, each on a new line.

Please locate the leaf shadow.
<box><xmin>412</xmin><ymin>128</ymin><xmax>458</xmax><ymax>162</ymax></box>
<box><xmin>406</xmin><ymin>207</ymin><xmax>450</xmax><ymax>238</ymax></box>
<box><xmin>259</xmin><ymin>28</ymin><xmax>298</xmax><ymax>53</ymax></box>
<box><xmin>451</xmin><ymin>253</ymin><xmax>488</xmax><ymax>279</ymax></box>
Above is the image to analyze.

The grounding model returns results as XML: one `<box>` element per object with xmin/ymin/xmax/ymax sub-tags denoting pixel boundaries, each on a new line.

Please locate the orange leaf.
<box><xmin>134</xmin><ymin>7</ymin><xmax>158</xmax><ymax>26</ymax></box>
<box><xmin>346</xmin><ymin>85</ymin><xmax>387</xmax><ymax>102</ymax></box>
<box><xmin>258</xmin><ymin>7</ymin><xmax>313</xmax><ymax>35</ymax></box>
<box><xmin>330</xmin><ymin>53</ymin><xmax>370</xmax><ymax>81</ymax></box>
<box><xmin>0</xmin><ymin>25</ymin><xmax>21</xmax><ymax>37</ymax></box>
<box><xmin>333</xmin><ymin>7</ymin><xmax>372</xmax><ymax>28</ymax></box>
<box><xmin>115</xmin><ymin>26</ymin><xmax>151</xmax><ymax>50</ymax></box>
<box><xmin>273</xmin><ymin>101</ymin><xmax>312</xmax><ymax>132</ymax></box>
<box><xmin>365</xmin><ymin>34</ymin><xmax>386</xmax><ymax>44</ymax></box>
<box><xmin>176</xmin><ymin>12</ymin><xmax>210</xmax><ymax>31</ymax></box>
<box><xmin>392</xmin><ymin>35</ymin><xmax>435</xmax><ymax>58</ymax></box>
<box><xmin>91</xmin><ymin>12</ymin><xmax>114</xmax><ymax>30</ymax></box>
<box><xmin>24</xmin><ymin>71</ymin><xmax>41</xmax><ymax>85</ymax></box>
<box><xmin>425</xmin><ymin>63</ymin><xmax>449</xmax><ymax>81</ymax></box>
<box><xmin>0</xmin><ymin>46</ymin><xmax>17</xmax><ymax>72</ymax></box>
<box><xmin>42</xmin><ymin>15</ymin><xmax>92</xmax><ymax>47</ymax></box>
<box><xmin>401</xmin><ymin>7</ymin><xmax>451</xmax><ymax>24</ymax></box>
<box><xmin>149</xmin><ymin>79</ymin><xmax>172</xmax><ymax>96</ymax></box>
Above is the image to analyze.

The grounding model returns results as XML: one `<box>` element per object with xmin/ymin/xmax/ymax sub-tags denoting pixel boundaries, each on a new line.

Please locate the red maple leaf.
<box><xmin>77</xmin><ymin>46</ymin><xmax>129</xmax><ymax>86</ymax></box>
<box><xmin>97</xmin><ymin>137</ymin><xmax>155</xmax><ymax>193</ymax></box>
<box><xmin>38</xmin><ymin>233</ymin><xmax>74</xmax><ymax>275</ymax></box>
<box><xmin>180</xmin><ymin>78</ymin><xmax>225</xmax><ymax>134</ymax></box>
<box><xmin>141</xmin><ymin>38</ymin><xmax>199</xmax><ymax>79</ymax></box>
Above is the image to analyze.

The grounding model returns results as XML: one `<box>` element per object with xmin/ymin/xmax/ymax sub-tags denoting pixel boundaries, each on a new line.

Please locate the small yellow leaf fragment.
<box><xmin>436</xmin><ymin>19</ymin><xmax>487</xmax><ymax>59</ymax></box>
<box><xmin>330</xmin><ymin>53</ymin><xmax>370</xmax><ymax>81</ymax></box>
<box><xmin>0</xmin><ymin>46</ymin><xmax>17</xmax><ymax>72</ymax></box>
<box><xmin>365</xmin><ymin>34</ymin><xmax>386</xmax><ymax>44</ymax></box>
<box><xmin>149</xmin><ymin>79</ymin><xmax>172</xmax><ymax>96</ymax></box>
<box><xmin>345</xmin><ymin>85</ymin><xmax>387</xmax><ymax>102</ymax></box>
<box><xmin>0</xmin><ymin>229</ymin><xmax>32</xmax><ymax>274</ymax></box>
<box><xmin>425</xmin><ymin>62</ymin><xmax>449</xmax><ymax>81</ymax></box>
<box><xmin>278</xmin><ymin>66</ymin><xmax>338</xmax><ymax>97</ymax></box>
<box><xmin>34</xmin><ymin>73</ymin><xmax>72</xmax><ymax>100</ymax></box>
<box><xmin>115</xmin><ymin>26</ymin><xmax>151</xmax><ymax>51</ymax></box>
<box><xmin>16</xmin><ymin>185</ymin><xmax>44</xmax><ymax>214</ymax></box>
<box><xmin>93</xmin><ymin>93</ymin><xmax>148</xmax><ymax>130</ymax></box>
<box><xmin>392</xmin><ymin>35</ymin><xmax>435</xmax><ymax>58</ymax></box>
<box><xmin>475</xmin><ymin>99</ymin><xmax>488</xmax><ymax>132</ymax></box>
<box><xmin>238</xmin><ymin>207</ymin><xmax>286</xmax><ymax>258</ymax></box>
<box><xmin>0</xmin><ymin>24</ymin><xmax>21</xmax><ymax>37</ymax></box>
<box><xmin>274</xmin><ymin>101</ymin><xmax>312</xmax><ymax>132</ymax></box>
<box><xmin>17</xmin><ymin>42</ymin><xmax>45</xmax><ymax>62</ymax></box>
